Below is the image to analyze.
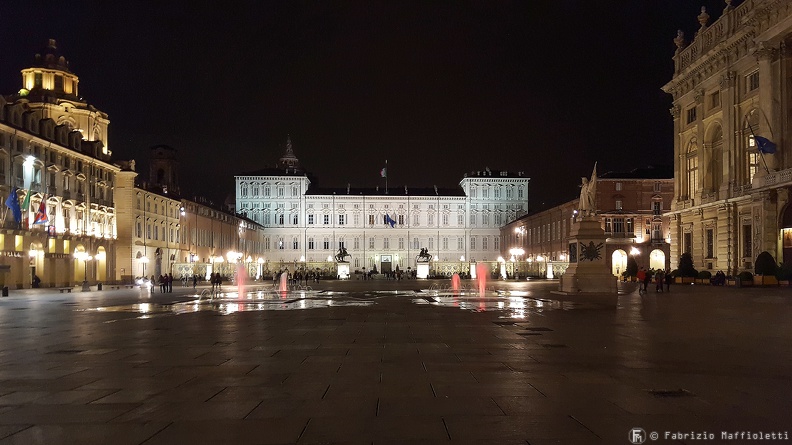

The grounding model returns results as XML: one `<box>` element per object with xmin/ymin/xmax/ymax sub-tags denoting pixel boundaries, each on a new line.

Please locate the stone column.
<box><xmin>756</xmin><ymin>42</ymin><xmax>778</xmax><ymax>170</ymax></box>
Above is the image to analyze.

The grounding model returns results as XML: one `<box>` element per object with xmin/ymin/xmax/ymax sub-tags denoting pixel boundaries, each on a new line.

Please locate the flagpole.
<box><xmin>385</xmin><ymin>159</ymin><xmax>388</xmax><ymax>195</ymax></box>
<box><xmin>747</xmin><ymin>124</ymin><xmax>770</xmax><ymax>174</ymax></box>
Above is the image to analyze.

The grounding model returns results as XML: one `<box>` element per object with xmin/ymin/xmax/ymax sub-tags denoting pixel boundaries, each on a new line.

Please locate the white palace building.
<box><xmin>235</xmin><ymin>139</ymin><xmax>529</xmax><ymax>276</ymax></box>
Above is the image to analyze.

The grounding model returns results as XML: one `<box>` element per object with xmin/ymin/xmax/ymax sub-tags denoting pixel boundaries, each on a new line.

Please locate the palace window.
<box><xmin>354</xmin><ymin>237</ymin><xmax>360</xmax><ymax>249</ymax></box>
<box><xmin>278</xmin><ymin>238</ymin><xmax>285</xmax><ymax>250</ymax></box>
<box><xmin>308</xmin><ymin>214</ymin><xmax>314</xmax><ymax>225</ymax></box>
<box><xmin>747</xmin><ymin>70</ymin><xmax>759</xmax><ymax>92</ymax></box>
<box><xmin>323</xmin><ymin>214</ymin><xmax>330</xmax><ymax>225</ymax></box>
<box><xmin>458</xmin><ymin>214</ymin><xmax>463</xmax><ymax>225</ymax></box>
<box><xmin>323</xmin><ymin>238</ymin><xmax>330</xmax><ymax>250</ymax></box>
<box><xmin>308</xmin><ymin>238</ymin><xmax>315</xmax><ymax>250</ymax></box>
<box><xmin>482</xmin><ymin>237</ymin><xmax>488</xmax><ymax>250</ymax></box>
<box><xmin>470</xmin><ymin>236</ymin><xmax>476</xmax><ymax>250</ymax></box>
<box><xmin>742</xmin><ymin>224</ymin><xmax>752</xmax><ymax>258</ymax></box>
<box><xmin>686</xmin><ymin>139</ymin><xmax>698</xmax><ymax>199</ymax></box>
<box><xmin>458</xmin><ymin>238</ymin><xmax>463</xmax><ymax>250</ymax></box>
<box><xmin>292</xmin><ymin>214</ymin><xmax>298</xmax><ymax>225</ymax></box>
<box><xmin>369</xmin><ymin>237</ymin><xmax>375</xmax><ymax>249</ymax></box>
<box><xmin>706</xmin><ymin>228</ymin><xmax>714</xmax><ymax>259</ymax></box>
<box><xmin>398</xmin><ymin>215</ymin><xmax>404</xmax><ymax>225</ymax></box>
<box><xmin>338</xmin><ymin>214</ymin><xmax>346</xmax><ymax>225</ymax></box>
<box><xmin>686</xmin><ymin>107</ymin><xmax>697</xmax><ymax>124</ymax></box>
<box><xmin>613</xmin><ymin>218</ymin><xmax>624</xmax><ymax>234</ymax></box>
<box><xmin>398</xmin><ymin>238</ymin><xmax>404</xmax><ymax>249</ymax></box>
<box><xmin>292</xmin><ymin>238</ymin><xmax>299</xmax><ymax>250</ymax></box>
<box><xmin>442</xmin><ymin>237</ymin><xmax>448</xmax><ymax>250</ymax></box>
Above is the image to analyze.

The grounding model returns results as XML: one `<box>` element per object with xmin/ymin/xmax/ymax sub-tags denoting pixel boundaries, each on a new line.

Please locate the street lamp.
<box><xmin>509</xmin><ymin>247</ymin><xmax>525</xmax><ymax>279</ymax></box>
<box><xmin>74</xmin><ymin>251</ymin><xmax>93</xmax><ymax>291</ymax></box>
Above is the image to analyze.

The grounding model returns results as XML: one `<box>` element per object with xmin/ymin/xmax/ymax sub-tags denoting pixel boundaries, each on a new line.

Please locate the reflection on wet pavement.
<box><xmin>83</xmin><ymin>287</ymin><xmax>592</xmax><ymax>320</ymax></box>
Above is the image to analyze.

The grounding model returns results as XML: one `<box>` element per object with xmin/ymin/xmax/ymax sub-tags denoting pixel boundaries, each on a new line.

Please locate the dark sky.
<box><xmin>0</xmin><ymin>0</ymin><xmax>729</xmax><ymax>209</ymax></box>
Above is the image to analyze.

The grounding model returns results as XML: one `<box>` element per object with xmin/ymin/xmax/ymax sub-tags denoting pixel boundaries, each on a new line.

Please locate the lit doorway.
<box><xmin>611</xmin><ymin>249</ymin><xmax>627</xmax><ymax>277</ymax></box>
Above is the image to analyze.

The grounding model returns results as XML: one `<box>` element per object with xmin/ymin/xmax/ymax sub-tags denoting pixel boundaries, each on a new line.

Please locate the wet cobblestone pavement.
<box><xmin>0</xmin><ymin>279</ymin><xmax>790</xmax><ymax>444</ymax></box>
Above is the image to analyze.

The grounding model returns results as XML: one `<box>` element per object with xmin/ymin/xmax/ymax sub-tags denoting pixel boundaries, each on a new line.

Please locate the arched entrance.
<box><xmin>612</xmin><ymin>249</ymin><xmax>627</xmax><ymax>277</ymax></box>
<box><xmin>96</xmin><ymin>246</ymin><xmax>107</xmax><ymax>282</ymax></box>
<box><xmin>29</xmin><ymin>242</ymin><xmax>44</xmax><ymax>287</ymax></box>
<box><xmin>73</xmin><ymin>245</ymin><xmax>86</xmax><ymax>282</ymax></box>
<box><xmin>650</xmin><ymin>249</ymin><xmax>665</xmax><ymax>271</ymax></box>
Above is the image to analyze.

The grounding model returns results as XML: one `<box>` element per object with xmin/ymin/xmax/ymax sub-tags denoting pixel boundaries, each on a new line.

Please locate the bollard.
<box><xmin>97</xmin><ymin>283</ymin><xmax>103</xmax><ymax>291</ymax></box>
<box><xmin>1</xmin><ymin>286</ymin><xmax>7</xmax><ymax>297</ymax></box>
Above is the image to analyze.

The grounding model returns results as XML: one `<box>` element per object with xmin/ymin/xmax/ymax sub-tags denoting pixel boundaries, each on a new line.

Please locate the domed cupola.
<box><xmin>19</xmin><ymin>39</ymin><xmax>80</xmax><ymax>99</ymax></box>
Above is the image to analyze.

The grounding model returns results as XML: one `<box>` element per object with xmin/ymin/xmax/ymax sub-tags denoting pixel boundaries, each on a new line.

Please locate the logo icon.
<box><xmin>629</xmin><ymin>428</ymin><xmax>647</xmax><ymax>444</ymax></box>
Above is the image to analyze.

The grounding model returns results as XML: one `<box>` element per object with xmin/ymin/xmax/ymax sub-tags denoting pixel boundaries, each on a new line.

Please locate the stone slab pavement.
<box><xmin>0</xmin><ymin>279</ymin><xmax>789</xmax><ymax>444</ymax></box>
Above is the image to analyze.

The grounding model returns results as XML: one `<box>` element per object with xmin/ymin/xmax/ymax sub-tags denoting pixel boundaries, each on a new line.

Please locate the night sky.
<box><xmin>1</xmin><ymin>1</ymin><xmax>729</xmax><ymax>209</ymax></box>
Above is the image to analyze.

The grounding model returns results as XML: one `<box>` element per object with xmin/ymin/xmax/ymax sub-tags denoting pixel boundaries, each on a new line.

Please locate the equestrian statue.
<box><xmin>335</xmin><ymin>246</ymin><xmax>351</xmax><ymax>263</ymax></box>
<box><xmin>416</xmin><ymin>247</ymin><xmax>432</xmax><ymax>263</ymax></box>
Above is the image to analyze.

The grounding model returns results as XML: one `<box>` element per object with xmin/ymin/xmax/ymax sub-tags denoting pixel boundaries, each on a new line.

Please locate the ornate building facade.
<box><xmin>501</xmin><ymin>168</ymin><xmax>674</xmax><ymax>277</ymax></box>
<box><xmin>0</xmin><ymin>40</ymin><xmax>117</xmax><ymax>288</ymax></box>
<box><xmin>114</xmin><ymin>146</ymin><xmax>267</xmax><ymax>284</ymax></box>
<box><xmin>235</xmin><ymin>141</ymin><xmax>530</xmax><ymax>276</ymax></box>
<box><xmin>662</xmin><ymin>1</ymin><xmax>792</xmax><ymax>274</ymax></box>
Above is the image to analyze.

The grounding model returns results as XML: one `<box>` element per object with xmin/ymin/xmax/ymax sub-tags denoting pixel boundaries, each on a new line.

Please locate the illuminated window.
<box><xmin>686</xmin><ymin>140</ymin><xmax>698</xmax><ymax>199</ymax></box>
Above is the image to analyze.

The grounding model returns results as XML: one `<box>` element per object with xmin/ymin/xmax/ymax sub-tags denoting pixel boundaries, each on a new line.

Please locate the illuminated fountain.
<box><xmin>236</xmin><ymin>262</ymin><xmax>247</xmax><ymax>297</ymax></box>
<box><xmin>279</xmin><ymin>271</ymin><xmax>289</xmax><ymax>292</ymax></box>
<box><xmin>476</xmin><ymin>262</ymin><xmax>488</xmax><ymax>296</ymax></box>
<box><xmin>451</xmin><ymin>273</ymin><xmax>461</xmax><ymax>293</ymax></box>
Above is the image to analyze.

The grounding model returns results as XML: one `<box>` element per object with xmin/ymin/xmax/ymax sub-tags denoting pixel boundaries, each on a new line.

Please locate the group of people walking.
<box><xmin>153</xmin><ymin>274</ymin><xmax>174</xmax><ymax>293</ymax></box>
<box><xmin>637</xmin><ymin>267</ymin><xmax>673</xmax><ymax>294</ymax></box>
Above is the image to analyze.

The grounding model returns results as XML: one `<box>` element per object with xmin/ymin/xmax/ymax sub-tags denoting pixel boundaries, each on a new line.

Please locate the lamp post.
<box><xmin>74</xmin><ymin>251</ymin><xmax>93</xmax><ymax>291</ymax></box>
<box><xmin>509</xmin><ymin>247</ymin><xmax>525</xmax><ymax>279</ymax></box>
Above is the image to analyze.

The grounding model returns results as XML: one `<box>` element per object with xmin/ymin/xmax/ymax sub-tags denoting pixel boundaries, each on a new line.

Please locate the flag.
<box><xmin>755</xmin><ymin>136</ymin><xmax>777</xmax><ymax>154</ymax></box>
<box><xmin>20</xmin><ymin>190</ymin><xmax>31</xmax><ymax>226</ymax></box>
<box><xmin>33</xmin><ymin>196</ymin><xmax>48</xmax><ymax>225</ymax></box>
<box><xmin>384</xmin><ymin>214</ymin><xmax>396</xmax><ymax>228</ymax></box>
<box><xmin>4</xmin><ymin>187</ymin><xmax>21</xmax><ymax>225</ymax></box>
<box><xmin>380</xmin><ymin>167</ymin><xmax>387</xmax><ymax>178</ymax></box>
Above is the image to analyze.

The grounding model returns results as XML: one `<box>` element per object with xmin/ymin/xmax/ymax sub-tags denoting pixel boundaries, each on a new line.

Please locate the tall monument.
<box><xmin>559</xmin><ymin>163</ymin><xmax>617</xmax><ymax>295</ymax></box>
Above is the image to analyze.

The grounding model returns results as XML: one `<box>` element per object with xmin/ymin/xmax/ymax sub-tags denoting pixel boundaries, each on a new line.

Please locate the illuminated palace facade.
<box><xmin>235</xmin><ymin>141</ymin><xmax>530</xmax><ymax>275</ymax></box>
<box><xmin>501</xmin><ymin>168</ymin><xmax>674</xmax><ymax>277</ymax></box>
<box><xmin>662</xmin><ymin>1</ymin><xmax>792</xmax><ymax>274</ymax></box>
<box><xmin>0</xmin><ymin>40</ymin><xmax>117</xmax><ymax>288</ymax></box>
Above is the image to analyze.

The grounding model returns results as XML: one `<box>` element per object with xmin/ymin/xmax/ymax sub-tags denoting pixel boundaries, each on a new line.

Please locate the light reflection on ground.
<box><xmin>83</xmin><ymin>288</ymin><xmax>585</xmax><ymax>320</ymax></box>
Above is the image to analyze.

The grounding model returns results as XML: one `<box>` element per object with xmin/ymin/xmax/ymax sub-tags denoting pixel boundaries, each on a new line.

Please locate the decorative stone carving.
<box><xmin>755</xmin><ymin>42</ymin><xmax>777</xmax><ymax>62</ymax></box>
<box><xmin>694</xmin><ymin>89</ymin><xmax>704</xmax><ymax>104</ymax></box>
<box><xmin>719</xmin><ymin>71</ymin><xmax>735</xmax><ymax>90</ymax></box>
<box><xmin>724</xmin><ymin>0</ymin><xmax>733</xmax><ymax>13</ymax></box>
<box><xmin>698</xmin><ymin>7</ymin><xmax>710</xmax><ymax>31</ymax></box>
<box><xmin>674</xmin><ymin>30</ymin><xmax>686</xmax><ymax>53</ymax></box>
<box><xmin>669</xmin><ymin>105</ymin><xmax>681</xmax><ymax>119</ymax></box>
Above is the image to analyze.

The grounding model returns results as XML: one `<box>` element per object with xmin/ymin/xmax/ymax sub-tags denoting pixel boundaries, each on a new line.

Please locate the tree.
<box><xmin>754</xmin><ymin>251</ymin><xmax>778</xmax><ymax>276</ymax></box>
<box><xmin>625</xmin><ymin>255</ymin><xmax>638</xmax><ymax>277</ymax></box>
<box><xmin>677</xmin><ymin>252</ymin><xmax>698</xmax><ymax>277</ymax></box>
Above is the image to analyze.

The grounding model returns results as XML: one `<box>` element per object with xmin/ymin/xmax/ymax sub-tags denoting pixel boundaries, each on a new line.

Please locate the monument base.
<box><xmin>416</xmin><ymin>263</ymin><xmax>430</xmax><ymax>279</ymax></box>
<box><xmin>559</xmin><ymin>216</ymin><xmax>617</xmax><ymax>295</ymax></box>
<box><xmin>336</xmin><ymin>262</ymin><xmax>350</xmax><ymax>280</ymax></box>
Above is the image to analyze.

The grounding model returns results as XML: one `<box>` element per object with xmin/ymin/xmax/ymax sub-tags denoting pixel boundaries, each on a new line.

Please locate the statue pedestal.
<box><xmin>416</xmin><ymin>263</ymin><xmax>430</xmax><ymax>279</ymax></box>
<box><xmin>336</xmin><ymin>262</ymin><xmax>350</xmax><ymax>280</ymax></box>
<box><xmin>558</xmin><ymin>216</ymin><xmax>616</xmax><ymax>296</ymax></box>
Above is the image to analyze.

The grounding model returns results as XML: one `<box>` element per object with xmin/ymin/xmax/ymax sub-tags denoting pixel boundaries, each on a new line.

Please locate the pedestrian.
<box><xmin>167</xmin><ymin>273</ymin><xmax>173</xmax><ymax>293</ymax></box>
<box><xmin>655</xmin><ymin>270</ymin><xmax>664</xmax><ymax>292</ymax></box>
<box><xmin>637</xmin><ymin>267</ymin><xmax>647</xmax><ymax>293</ymax></box>
<box><xmin>159</xmin><ymin>275</ymin><xmax>166</xmax><ymax>293</ymax></box>
<box><xmin>192</xmin><ymin>274</ymin><xmax>197</xmax><ymax>289</ymax></box>
<box><xmin>664</xmin><ymin>270</ymin><xmax>673</xmax><ymax>292</ymax></box>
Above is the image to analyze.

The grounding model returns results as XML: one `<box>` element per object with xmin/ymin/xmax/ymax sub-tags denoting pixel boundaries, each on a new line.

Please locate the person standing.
<box><xmin>637</xmin><ymin>267</ymin><xmax>647</xmax><ymax>294</ymax></box>
<box><xmin>655</xmin><ymin>270</ymin><xmax>664</xmax><ymax>292</ymax></box>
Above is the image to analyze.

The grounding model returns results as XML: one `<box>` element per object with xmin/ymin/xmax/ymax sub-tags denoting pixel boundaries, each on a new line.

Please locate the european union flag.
<box><xmin>384</xmin><ymin>214</ymin><xmax>396</xmax><ymax>228</ymax></box>
<box><xmin>5</xmin><ymin>187</ymin><xmax>21</xmax><ymax>225</ymax></box>
<box><xmin>755</xmin><ymin>136</ymin><xmax>777</xmax><ymax>154</ymax></box>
